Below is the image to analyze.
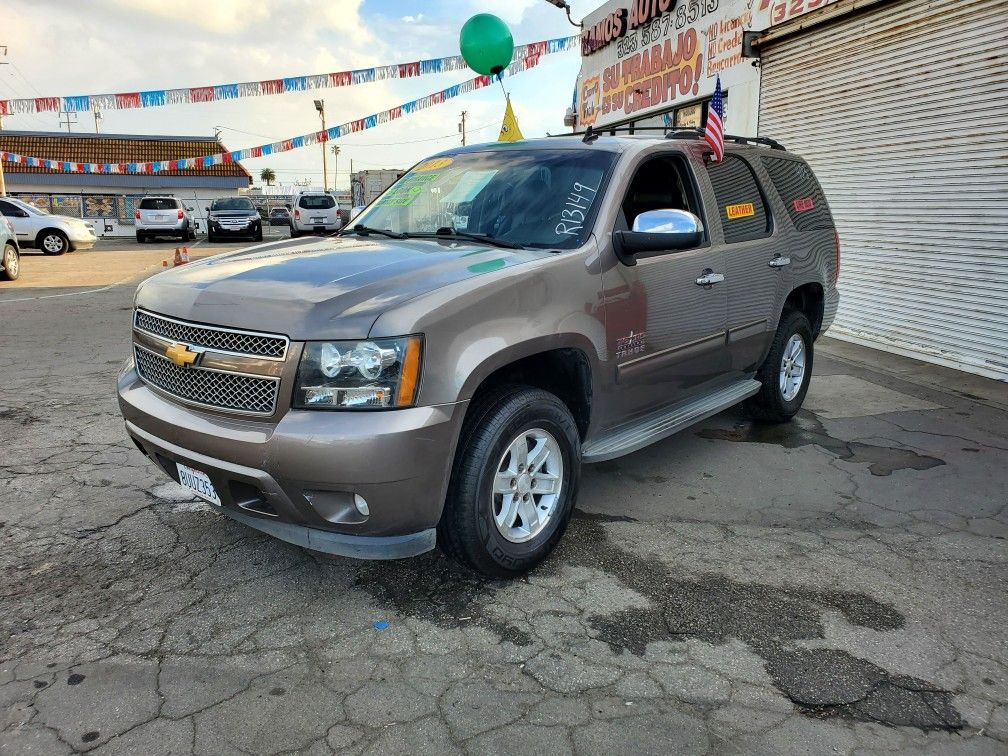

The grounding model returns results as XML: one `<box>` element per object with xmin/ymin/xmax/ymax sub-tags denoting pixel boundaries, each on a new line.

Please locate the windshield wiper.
<box><xmin>404</xmin><ymin>227</ymin><xmax>524</xmax><ymax>250</ymax></box>
<box><xmin>342</xmin><ymin>224</ymin><xmax>407</xmax><ymax>240</ymax></box>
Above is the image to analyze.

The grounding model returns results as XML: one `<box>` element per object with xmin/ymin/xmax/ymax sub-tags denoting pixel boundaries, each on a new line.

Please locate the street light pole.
<box><xmin>459</xmin><ymin>111</ymin><xmax>468</xmax><ymax>146</ymax></box>
<box><xmin>543</xmin><ymin>0</ymin><xmax>582</xmax><ymax>27</ymax></box>
<box><xmin>314</xmin><ymin>99</ymin><xmax>328</xmax><ymax>190</ymax></box>
<box><xmin>332</xmin><ymin>145</ymin><xmax>340</xmax><ymax>192</ymax></box>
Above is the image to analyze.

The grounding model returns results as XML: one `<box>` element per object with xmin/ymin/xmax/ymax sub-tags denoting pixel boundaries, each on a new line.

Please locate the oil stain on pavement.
<box><xmin>697</xmin><ymin>410</ymin><xmax>945</xmax><ymax>476</ymax></box>
<box><xmin>356</xmin><ymin>518</ymin><xmax>962</xmax><ymax>732</ymax></box>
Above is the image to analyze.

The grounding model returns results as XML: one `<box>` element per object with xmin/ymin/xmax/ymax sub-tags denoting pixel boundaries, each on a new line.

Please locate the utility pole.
<box><xmin>58</xmin><ymin>111</ymin><xmax>77</xmax><ymax>133</ymax></box>
<box><xmin>459</xmin><ymin>111</ymin><xmax>468</xmax><ymax>146</ymax></box>
<box><xmin>92</xmin><ymin>108</ymin><xmax>102</xmax><ymax>134</ymax></box>
<box><xmin>314</xmin><ymin>100</ymin><xmax>328</xmax><ymax>190</ymax></box>
<box><xmin>331</xmin><ymin>145</ymin><xmax>340</xmax><ymax>192</ymax></box>
<box><xmin>0</xmin><ymin>45</ymin><xmax>8</xmax><ymax>196</ymax></box>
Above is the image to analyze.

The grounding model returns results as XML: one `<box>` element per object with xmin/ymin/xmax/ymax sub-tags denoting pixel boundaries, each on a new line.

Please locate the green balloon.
<box><xmin>459</xmin><ymin>14</ymin><xmax>514</xmax><ymax>76</ymax></box>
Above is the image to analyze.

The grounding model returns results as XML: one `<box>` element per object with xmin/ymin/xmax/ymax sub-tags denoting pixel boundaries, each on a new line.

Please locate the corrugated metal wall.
<box><xmin>759</xmin><ymin>0</ymin><xmax>1008</xmax><ymax>380</ymax></box>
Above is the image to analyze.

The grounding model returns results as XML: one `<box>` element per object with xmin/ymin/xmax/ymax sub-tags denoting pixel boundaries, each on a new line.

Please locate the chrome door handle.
<box><xmin>768</xmin><ymin>255</ymin><xmax>791</xmax><ymax>268</ymax></box>
<box><xmin>695</xmin><ymin>270</ymin><xmax>725</xmax><ymax>287</ymax></box>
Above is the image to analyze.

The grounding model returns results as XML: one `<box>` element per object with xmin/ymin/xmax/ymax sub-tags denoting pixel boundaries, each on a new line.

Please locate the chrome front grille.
<box><xmin>134</xmin><ymin>345</ymin><xmax>280</xmax><ymax>415</ymax></box>
<box><xmin>134</xmin><ymin>309</ymin><xmax>288</xmax><ymax>359</ymax></box>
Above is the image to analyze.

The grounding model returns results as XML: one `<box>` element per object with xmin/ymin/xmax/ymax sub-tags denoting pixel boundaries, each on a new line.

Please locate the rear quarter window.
<box><xmin>139</xmin><ymin>198</ymin><xmax>179</xmax><ymax>210</ymax></box>
<box><xmin>761</xmin><ymin>157</ymin><xmax>834</xmax><ymax>231</ymax></box>
<box><xmin>299</xmin><ymin>195</ymin><xmax>336</xmax><ymax>210</ymax></box>
<box><xmin>705</xmin><ymin>154</ymin><xmax>771</xmax><ymax>243</ymax></box>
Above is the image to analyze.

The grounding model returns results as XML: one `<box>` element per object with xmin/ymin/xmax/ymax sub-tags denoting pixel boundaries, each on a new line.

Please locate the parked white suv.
<box><xmin>290</xmin><ymin>191</ymin><xmax>342</xmax><ymax>237</ymax></box>
<box><xmin>135</xmin><ymin>196</ymin><xmax>194</xmax><ymax>243</ymax></box>
<box><xmin>0</xmin><ymin>197</ymin><xmax>97</xmax><ymax>255</ymax></box>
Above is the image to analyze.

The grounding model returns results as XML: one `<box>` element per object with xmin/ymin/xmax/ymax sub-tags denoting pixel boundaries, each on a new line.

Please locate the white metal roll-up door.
<box><xmin>759</xmin><ymin>0</ymin><xmax>1008</xmax><ymax>380</ymax></box>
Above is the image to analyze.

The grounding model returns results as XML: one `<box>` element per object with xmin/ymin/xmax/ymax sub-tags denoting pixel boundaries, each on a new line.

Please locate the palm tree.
<box><xmin>260</xmin><ymin>168</ymin><xmax>276</xmax><ymax>187</ymax></box>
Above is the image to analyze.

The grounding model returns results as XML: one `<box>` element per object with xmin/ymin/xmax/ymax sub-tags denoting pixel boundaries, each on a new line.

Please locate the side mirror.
<box><xmin>613</xmin><ymin>209</ymin><xmax>704</xmax><ymax>266</ymax></box>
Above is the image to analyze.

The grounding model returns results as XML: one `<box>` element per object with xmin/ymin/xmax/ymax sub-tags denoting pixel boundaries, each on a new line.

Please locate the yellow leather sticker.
<box><xmin>726</xmin><ymin>203</ymin><xmax>755</xmax><ymax>219</ymax></box>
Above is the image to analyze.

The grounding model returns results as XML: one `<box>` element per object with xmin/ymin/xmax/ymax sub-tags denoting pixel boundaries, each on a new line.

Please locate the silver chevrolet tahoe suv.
<box><xmin>118</xmin><ymin>133</ymin><xmax>839</xmax><ymax>578</ymax></box>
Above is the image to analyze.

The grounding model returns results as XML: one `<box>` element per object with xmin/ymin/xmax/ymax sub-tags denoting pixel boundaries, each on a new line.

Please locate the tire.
<box><xmin>136</xmin><ymin>232</ymin><xmax>144</xmax><ymax>244</ymax></box>
<box><xmin>439</xmin><ymin>385</ymin><xmax>581</xmax><ymax>578</ymax></box>
<box><xmin>745</xmin><ymin>309</ymin><xmax>814</xmax><ymax>423</ymax></box>
<box><xmin>207</xmin><ymin>232</ymin><xmax>216</xmax><ymax>243</ymax></box>
<box><xmin>2</xmin><ymin>243</ymin><xmax>19</xmax><ymax>281</ymax></box>
<box><xmin>290</xmin><ymin>225</ymin><xmax>300</xmax><ymax>239</ymax></box>
<box><xmin>39</xmin><ymin>230</ymin><xmax>68</xmax><ymax>256</ymax></box>
<box><xmin>254</xmin><ymin>229</ymin><xmax>263</xmax><ymax>242</ymax></box>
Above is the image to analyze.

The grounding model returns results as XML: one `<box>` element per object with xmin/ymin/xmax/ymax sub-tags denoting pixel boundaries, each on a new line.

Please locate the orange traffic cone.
<box><xmin>162</xmin><ymin>260</ymin><xmax>169</xmax><ymax>268</ymax></box>
<box><xmin>173</xmin><ymin>248</ymin><xmax>183</xmax><ymax>266</ymax></box>
<box><xmin>181</xmin><ymin>246</ymin><xmax>190</xmax><ymax>263</ymax></box>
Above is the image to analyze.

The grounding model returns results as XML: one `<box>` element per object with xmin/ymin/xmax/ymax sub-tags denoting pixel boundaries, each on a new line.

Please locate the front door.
<box><xmin>601</xmin><ymin>153</ymin><xmax>730</xmax><ymax>422</ymax></box>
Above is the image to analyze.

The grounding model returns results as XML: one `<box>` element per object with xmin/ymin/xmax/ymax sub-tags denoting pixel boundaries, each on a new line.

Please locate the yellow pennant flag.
<box><xmin>498</xmin><ymin>95</ymin><xmax>524</xmax><ymax>142</ymax></box>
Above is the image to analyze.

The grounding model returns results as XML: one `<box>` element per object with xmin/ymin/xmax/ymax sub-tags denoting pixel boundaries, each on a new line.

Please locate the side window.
<box><xmin>618</xmin><ymin>155</ymin><xmax>704</xmax><ymax>237</ymax></box>
<box><xmin>0</xmin><ymin>199</ymin><xmax>19</xmax><ymax>217</ymax></box>
<box><xmin>706</xmin><ymin>154</ymin><xmax>770</xmax><ymax>243</ymax></box>
<box><xmin>761</xmin><ymin>157</ymin><xmax>833</xmax><ymax>231</ymax></box>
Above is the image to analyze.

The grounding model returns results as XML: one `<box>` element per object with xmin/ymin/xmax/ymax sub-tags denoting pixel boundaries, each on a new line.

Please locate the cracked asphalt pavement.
<box><xmin>1</xmin><ymin>259</ymin><xmax>1006</xmax><ymax>754</ymax></box>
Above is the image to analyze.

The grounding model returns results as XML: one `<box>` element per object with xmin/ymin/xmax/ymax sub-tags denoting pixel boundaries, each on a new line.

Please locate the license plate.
<box><xmin>312</xmin><ymin>217</ymin><xmax>326</xmax><ymax>223</ymax></box>
<box><xmin>176</xmin><ymin>462</ymin><xmax>221</xmax><ymax>505</ymax></box>
<box><xmin>155</xmin><ymin>214</ymin><xmax>168</xmax><ymax>222</ymax></box>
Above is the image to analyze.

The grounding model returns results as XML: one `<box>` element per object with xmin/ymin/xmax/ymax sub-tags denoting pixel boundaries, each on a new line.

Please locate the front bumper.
<box><xmin>69</xmin><ymin>227</ymin><xmax>97</xmax><ymax>250</ymax></box>
<box><xmin>118</xmin><ymin>367</ymin><xmax>466</xmax><ymax>559</ymax></box>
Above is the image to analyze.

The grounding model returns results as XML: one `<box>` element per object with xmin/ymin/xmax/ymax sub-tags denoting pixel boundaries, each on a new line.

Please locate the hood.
<box><xmin>135</xmin><ymin>235</ymin><xmax>549</xmax><ymax>339</ymax></box>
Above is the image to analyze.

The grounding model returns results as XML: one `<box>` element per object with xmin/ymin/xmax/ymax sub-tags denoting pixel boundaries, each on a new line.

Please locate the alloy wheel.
<box><xmin>491</xmin><ymin>427</ymin><xmax>564</xmax><ymax>544</ymax></box>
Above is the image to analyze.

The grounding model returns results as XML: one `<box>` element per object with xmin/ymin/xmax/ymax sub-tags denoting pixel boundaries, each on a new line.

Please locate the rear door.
<box><xmin>704</xmin><ymin>152</ymin><xmax>787</xmax><ymax>373</ymax></box>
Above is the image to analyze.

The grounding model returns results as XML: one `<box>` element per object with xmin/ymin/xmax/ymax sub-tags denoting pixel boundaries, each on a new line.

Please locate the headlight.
<box><xmin>294</xmin><ymin>336</ymin><xmax>422</xmax><ymax>409</ymax></box>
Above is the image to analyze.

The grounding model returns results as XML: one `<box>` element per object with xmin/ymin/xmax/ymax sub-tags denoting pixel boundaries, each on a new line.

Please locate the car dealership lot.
<box><xmin>0</xmin><ymin>250</ymin><xmax>1006</xmax><ymax>754</ymax></box>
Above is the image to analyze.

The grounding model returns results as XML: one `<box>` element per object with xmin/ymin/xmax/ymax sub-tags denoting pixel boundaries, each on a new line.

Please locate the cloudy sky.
<box><xmin>2</xmin><ymin>0</ymin><xmax>596</xmax><ymax>191</ymax></box>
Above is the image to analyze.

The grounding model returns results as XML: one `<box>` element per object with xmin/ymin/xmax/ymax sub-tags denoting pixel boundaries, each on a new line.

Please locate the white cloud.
<box><xmin>2</xmin><ymin>0</ymin><xmax>584</xmax><ymax>190</ymax></box>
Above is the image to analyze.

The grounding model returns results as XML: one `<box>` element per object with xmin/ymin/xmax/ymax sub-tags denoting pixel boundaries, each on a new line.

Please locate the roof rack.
<box><xmin>723</xmin><ymin>133</ymin><xmax>787</xmax><ymax>150</ymax></box>
<box><xmin>548</xmin><ymin>125</ymin><xmax>786</xmax><ymax>150</ymax></box>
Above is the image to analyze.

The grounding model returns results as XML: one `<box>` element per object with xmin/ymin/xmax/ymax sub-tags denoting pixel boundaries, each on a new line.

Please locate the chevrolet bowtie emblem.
<box><xmin>165</xmin><ymin>343</ymin><xmax>198</xmax><ymax>368</ymax></box>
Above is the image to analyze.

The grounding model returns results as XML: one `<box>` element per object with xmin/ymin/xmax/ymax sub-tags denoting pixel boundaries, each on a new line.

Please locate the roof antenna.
<box><xmin>582</xmin><ymin>125</ymin><xmax>599</xmax><ymax>144</ymax></box>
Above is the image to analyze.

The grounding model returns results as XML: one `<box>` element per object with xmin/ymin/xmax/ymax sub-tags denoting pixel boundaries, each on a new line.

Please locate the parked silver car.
<box><xmin>135</xmin><ymin>196</ymin><xmax>195</xmax><ymax>243</ymax></box>
<box><xmin>1</xmin><ymin>217</ymin><xmax>20</xmax><ymax>281</ymax></box>
<box><xmin>0</xmin><ymin>196</ymin><xmax>96</xmax><ymax>255</ymax></box>
<box><xmin>290</xmin><ymin>191</ymin><xmax>342</xmax><ymax>237</ymax></box>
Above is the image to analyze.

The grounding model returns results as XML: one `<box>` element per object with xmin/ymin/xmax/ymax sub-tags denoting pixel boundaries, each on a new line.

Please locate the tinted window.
<box><xmin>706</xmin><ymin>154</ymin><xmax>770</xmax><ymax>243</ymax></box>
<box><xmin>211</xmin><ymin>198</ymin><xmax>256</xmax><ymax>211</ymax></box>
<box><xmin>761</xmin><ymin>157</ymin><xmax>833</xmax><ymax>231</ymax></box>
<box><xmin>0</xmin><ymin>199</ymin><xmax>19</xmax><ymax>216</ymax></box>
<box><xmin>139</xmin><ymin>197</ymin><xmax>179</xmax><ymax>210</ymax></box>
<box><xmin>299</xmin><ymin>195</ymin><xmax>336</xmax><ymax>210</ymax></box>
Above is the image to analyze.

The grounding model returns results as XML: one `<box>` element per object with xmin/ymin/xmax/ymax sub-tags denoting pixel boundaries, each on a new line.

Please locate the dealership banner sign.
<box><xmin>0</xmin><ymin>36</ymin><xmax>578</xmax><ymax>116</ymax></box>
<box><xmin>577</xmin><ymin>0</ymin><xmax>770</xmax><ymax>129</ymax></box>
<box><xmin>0</xmin><ymin>54</ymin><xmax>552</xmax><ymax>174</ymax></box>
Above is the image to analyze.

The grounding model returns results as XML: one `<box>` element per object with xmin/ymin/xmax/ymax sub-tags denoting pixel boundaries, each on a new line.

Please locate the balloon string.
<box><xmin>497</xmin><ymin>73</ymin><xmax>507</xmax><ymax>97</ymax></box>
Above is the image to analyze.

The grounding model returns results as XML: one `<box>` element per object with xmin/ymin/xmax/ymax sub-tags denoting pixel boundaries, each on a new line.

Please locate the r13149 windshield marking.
<box><xmin>557</xmin><ymin>181</ymin><xmax>598</xmax><ymax>236</ymax></box>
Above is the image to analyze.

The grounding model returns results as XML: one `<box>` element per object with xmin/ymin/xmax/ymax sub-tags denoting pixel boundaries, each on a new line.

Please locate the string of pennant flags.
<box><xmin>0</xmin><ymin>52</ymin><xmax>556</xmax><ymax>175</ymax></box>
<box><xmin>0</xmin><ymin>36</ymin><xmax>578</xmax><ymax>116</ymax></box>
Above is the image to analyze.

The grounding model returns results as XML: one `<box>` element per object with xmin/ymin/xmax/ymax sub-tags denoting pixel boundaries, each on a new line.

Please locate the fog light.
<box><xmin>353</xmin><ymin>494</ymin><xmax>370</xmax><ymax>517</ymax></box>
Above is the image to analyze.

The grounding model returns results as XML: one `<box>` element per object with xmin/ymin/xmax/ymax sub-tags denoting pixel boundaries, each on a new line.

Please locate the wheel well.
<box><xmin>784</xmin><ymin>283</ymin><xmax>824</xmax><ymax>337</ymax></box>
<box><xmin>35</xmin><ymin>228</ymin><xmax>67</xmax><ymax>245</ymax></box>
<box><xmin>470</xmin><ymin>348</ymin><xmax>592</xmax><ymax>439</ymax></box>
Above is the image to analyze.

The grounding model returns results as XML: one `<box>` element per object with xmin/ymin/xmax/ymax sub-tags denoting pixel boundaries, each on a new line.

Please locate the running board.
<box><xmin>582</xmin><ymin>379</ymin><xmax>761</xmax><ymax>462</ymax></box>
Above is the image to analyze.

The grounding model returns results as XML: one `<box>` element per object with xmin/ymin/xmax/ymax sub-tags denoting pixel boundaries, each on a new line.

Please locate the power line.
<box><xmin>216</xmin><ymin>121</ymin><xmax>497</xmax><ymax>149</ymax></box>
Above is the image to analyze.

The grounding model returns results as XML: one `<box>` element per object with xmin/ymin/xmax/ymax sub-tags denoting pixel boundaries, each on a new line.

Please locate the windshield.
<box><xmin>352</xmin><ymin>149</ymin><xmax>617</xmax><ymax>249</ymax></box>
<box><xmin>211</xmin><ymin>198</ymin><xmax>255</xmax><ymax>211</ymax></box>
<box><xmin>11</xmin><ymin>198</ymin><xmax>48</xmax><ymax>215</ymax></box>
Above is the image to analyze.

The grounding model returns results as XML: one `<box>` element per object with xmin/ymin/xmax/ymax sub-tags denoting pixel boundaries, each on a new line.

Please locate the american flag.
<box><xmin>704</xmin><ymin>75</ymin><xmax>725</xmax><ymax>162</ymax></box>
